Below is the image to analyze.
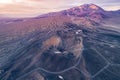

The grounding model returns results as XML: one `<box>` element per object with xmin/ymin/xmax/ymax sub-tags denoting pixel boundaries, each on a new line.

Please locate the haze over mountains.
<box><xmin>0</xmin><ymin>4</ymin><xmax>120</xmax><ymax>80</ymax></box>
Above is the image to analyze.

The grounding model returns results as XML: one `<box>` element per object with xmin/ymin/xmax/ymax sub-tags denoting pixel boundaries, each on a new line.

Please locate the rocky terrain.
<box><xmin>0</xmin><ymin>4</ymin><xmax>120</xmax><ymax>80</ymax></box>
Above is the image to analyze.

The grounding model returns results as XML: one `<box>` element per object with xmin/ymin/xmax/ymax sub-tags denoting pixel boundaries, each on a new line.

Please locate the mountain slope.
<box><xmin>0</xmin><ymin>4</ymin><xmax>120</xmax><ymax>80</ymax></box>
<box><xmin>34</xmin><ymin>4</ymin><xmax>119</xmax><ymax>27</ymax></box>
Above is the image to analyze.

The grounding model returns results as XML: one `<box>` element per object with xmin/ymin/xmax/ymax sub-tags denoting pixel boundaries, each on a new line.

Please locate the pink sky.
<box><xmin>0</xmin><ymin>0</ymin><xmax>120</xmax><ymax>18</ymax></box>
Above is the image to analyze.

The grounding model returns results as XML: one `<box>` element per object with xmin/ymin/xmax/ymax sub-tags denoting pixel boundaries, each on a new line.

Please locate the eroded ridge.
<box><xmin>1</xmin><ymin>29</ymin><xmax>92</xmax><ymax>80</ymax></box>
<box><xmin>16</xmin><ymin>29</ymin><xmax>90</xmax><ymax>80</ymax></box>
<box><xmin>1</xmin><ymin>27</ymin><xmax>120</xmax><ymax>80</ymax></box>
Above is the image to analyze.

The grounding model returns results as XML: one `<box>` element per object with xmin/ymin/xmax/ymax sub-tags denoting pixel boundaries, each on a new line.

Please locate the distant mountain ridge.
<box><xmin>36</xmin><ymin>4</ymin><xmax>119</xmax><ymax>27</ymax></box>
<box><xmin>1</xmin><ymin>4</ymin><xmax>120</xmax><ymax>30</ymax></box>
<box><xmin>40</xmin><ymin>4</ymin><xmax>119</xmax><ymax>17</ymax></box>
<box><xmin>62</xmin><ymin>4</ymin><xmax>105</xmax><ymax>15</ymax></box>
<box><xmin>60</xmin><ymin>4</ymin><xmax>107</xmax><ymax>26</ymax></box>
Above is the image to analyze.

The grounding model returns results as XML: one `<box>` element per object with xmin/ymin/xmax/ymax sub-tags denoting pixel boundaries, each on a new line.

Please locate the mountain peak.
<box><xmin>62</xmin><ymin>4</ymin><xmax>105</xmax><ymax>17</ymax></box>
<box><xmin>88</xmin><ymin>4</ymin><xmax>99</xmax><ymax>9</ymax></box>
<box><xmin>60</xmin><ymin>4</ymin><xmax>107</xmax><ymax>26</ymax></box>
<box><xmin>77</xmin><ymin>4</ymin><xmax>104</xmax><ymax>11</ymax></box>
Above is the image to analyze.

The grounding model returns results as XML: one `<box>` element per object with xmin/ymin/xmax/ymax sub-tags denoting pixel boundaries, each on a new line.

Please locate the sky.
<box><xmin>0</xmin><ymin>0</ymin><xmax>120</xmax><ymax>18</ymax></box>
